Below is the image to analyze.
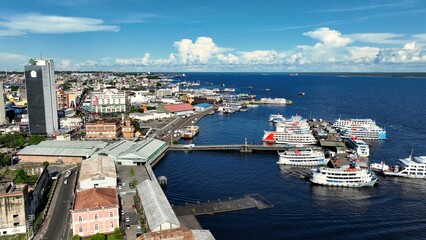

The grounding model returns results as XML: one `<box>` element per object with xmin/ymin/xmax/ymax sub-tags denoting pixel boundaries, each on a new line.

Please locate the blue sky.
<box><xmin>1</xmin><ymin>0</ymin><xmax>425</xmax><ymax>72</ymax></box>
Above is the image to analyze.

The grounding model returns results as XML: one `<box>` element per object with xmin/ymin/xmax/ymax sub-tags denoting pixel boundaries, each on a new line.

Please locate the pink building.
<box><xmin>71</xmin><ymin>188</ymin><xmax>119</xmax><ymax>238</ymax></box>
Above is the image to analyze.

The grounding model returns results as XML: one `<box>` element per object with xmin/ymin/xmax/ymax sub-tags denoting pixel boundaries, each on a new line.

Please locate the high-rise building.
<box><xmin>0</xmin><ymin>80</ymin><xmax>6</xmax><ymax>125</ymax></box>
<box><xmin>24</xmin><ymin>59</ymin><xmax>58</xmax><ymax>135</ymax></box>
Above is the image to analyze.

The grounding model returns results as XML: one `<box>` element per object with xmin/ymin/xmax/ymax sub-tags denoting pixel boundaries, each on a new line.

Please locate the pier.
<box><xmin>172</xmin><ymin>194</ymin><xmax>273</xmax><ymax>217</ymax></box>
<box><xmin>169</xmin><ymin>144</ymin><xmax>291</xmax><ymax>152</ymax></box>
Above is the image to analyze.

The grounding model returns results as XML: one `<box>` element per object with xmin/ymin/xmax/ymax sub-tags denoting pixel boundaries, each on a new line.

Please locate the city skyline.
<box><xmin>1</xmin><ymin>0</ymin><xmax>426</xmax><ymax>72</ymax></box>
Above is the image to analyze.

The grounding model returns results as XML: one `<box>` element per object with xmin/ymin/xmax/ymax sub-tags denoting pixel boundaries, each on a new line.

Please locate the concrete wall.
<box><xmin>79</xmin><ymin>177</ymin><xmax>117</xmax><ymax>191</ymax></box>
<box><xmin>18</xmin><ymin>155</ymin><xmax>83</xmax><ymax>164</ymax></box>
<box><xmin>30</xmin><ymin>167</ymin><xmax>51</xmax><ymax>216</ymax></box>
<box><xmin>0</xmin><ymin>189</ymin><xmax>29</xmax><ymax>236</ymax></box>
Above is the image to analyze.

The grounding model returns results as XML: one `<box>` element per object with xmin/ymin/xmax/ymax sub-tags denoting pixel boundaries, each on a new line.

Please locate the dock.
<box><xmin>172</xmin><ymin>194</ymin><xmax>273</xmax><ymax>216</ymax></box>
<box><xmin>168</xmin><ymin>143</ymin><xmax>292</xmax><ymax>152</ymax></box>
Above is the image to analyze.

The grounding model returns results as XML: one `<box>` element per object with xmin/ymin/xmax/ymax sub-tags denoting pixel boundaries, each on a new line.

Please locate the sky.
<box><xmin>0</xmin><ymin>0</ymin><xmax>425</xmax><ymax>72</ymax></box>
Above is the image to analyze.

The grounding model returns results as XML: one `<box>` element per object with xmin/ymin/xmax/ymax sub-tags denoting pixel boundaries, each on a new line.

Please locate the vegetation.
<box><xmin>0</xmin><ymin>233</ymin><xmax>26</xmax><ymax>240</ymax></box>
<box><xmin>127</xmin><ymin>106</ymin><xmax>144</xmax><ymax>114</ymax></box>
<box><xmin>72</xmin><ymin>235</ymin><xmax>81</xmax><ymax>240</ymax></box>
<box><xmin>132</xmin><ymin>178</ymin><xmax>138</xmax><ymax>188</ymax></box>
<box><xmin>10</xmin><ymin>86</ymin><xmax>20</xmax><ymax>91</ymax></box>
<box><xmin>0</xmin><ymin>133</ymin><xmax>26</xmax><ymax>148</ymax></box>
<box><xmin>111</xmin><ymin>228</ymin><xmax>124</xmax><ymax>240</ymax></box>
<box><xmin>146</xmin><ymin>106</ymin><xmax>156</xmax><ymax>110</ymax></box>
<box><xmin>13</xmin><ymin>168</ymin><xmax>29</xmax><ymax>184</ymax></box>
<box><xmin>173</xmin><ymin>140</ymin><xmax>179</xmax><ymax>145</ymax></box>
<box><xmin>27</xmin><ymin>135</ymin><xmax>45</xmax><ymax>145</ymax></box>
<box><xmin>90</xmin><ymin>233</ymin><xmax>105</xmax><ymax>240</ymax></box>
<box><xmin>129</xmin><ymin>167</ymin><xmax>134</xmax><ymax>177</ymax></box>
<box><xmin>42</xmin><ymin>161</ymin><xmax>49</xmax><ymax>167</ymax></box>
<box><xmin>0</xmin><ymin>154</ymin><xmax>11</xmax><ymax>167</ymax></box>
<box><xmin>131</xmin><ymin>119</ymin><xmax>141</xmax><ymax>132</ymax></box>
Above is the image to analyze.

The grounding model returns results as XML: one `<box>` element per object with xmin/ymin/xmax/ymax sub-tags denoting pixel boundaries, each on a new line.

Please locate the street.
<box><xmin>37</xmin><ymin>169</ymin><xmax>77</xmax><ymax>240</ymax></box>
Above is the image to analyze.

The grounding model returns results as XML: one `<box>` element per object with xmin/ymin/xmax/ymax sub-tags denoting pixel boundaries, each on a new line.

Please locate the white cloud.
<box><xmin>58</xmin><ymin>59</ymin><xmax>71</xmax><ymax>68</ymax></box>
<box><xmin>0</xmin><ymin>13</ymin><xmax>119</xmax><ymax>37</ymax></box>
<box><xmin>348</xmin><ymin>47</ymin><xmax>380</xmax><ymax>63</ymax></box>
<box><xmin>303</xmin><ymin>27</ymin><xmax>353</xmax><ymax>48</ymax></box>
<box><xmin>116</xmin><ymin>53</ymin><xmax>151</xmax><ymax>65</ymax></box>
<box><xmin>173</xmin><ymin>37</ymin><xmax>230</xmax><ymax>64</ymax></box>
<box><xmin>239</xmin><ymin>50</ymin><xmax>284</xmax><ymax>64</ymax></box>
<box><xmin>375</xmin><ymin>42</ymin><xmax>426</xmax><ymax>63</ymax></box>
<box><xmin>348</xmin><ymin>33</ymin><xmax>406</xmax><ymax>44</ymax></box>
<box><xmin>216</xmin><ymin>53</ymin><xmax>239</xmax><ymax>64</ymax></box>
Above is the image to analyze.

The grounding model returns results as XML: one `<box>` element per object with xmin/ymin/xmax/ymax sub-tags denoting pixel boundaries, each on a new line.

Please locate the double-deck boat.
<box><xmin>310</xmin><ymin>163</ymin><xmax>378</xmax><ymax>187</ymax></box>
<box><xmin>381</xmin><ymin>153</ymin><xmax>426</xmax><ymax>179</ymax></box>
<box><xmin>277</xmin><ymin>149</ymin><xmax>327</xmax><ymax>166</ymax></box>
<box><xmin>181</xmin><ymin>125</ymin><xmax>199</xmax><ymax>139</ymax></box>
<box><xmin>347</xmin><ymin>138</ymin><xmax>370</xmax><ymax>157</ymax></box>
<box><xmin>333</xmin><ymin>118</ymin><xmax>386</xmax><ymax>140</ymax></box>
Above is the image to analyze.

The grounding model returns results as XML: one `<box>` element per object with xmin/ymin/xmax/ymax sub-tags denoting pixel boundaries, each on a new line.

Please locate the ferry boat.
<box><xmin>381</xmin><ymin>154</ymin><xmax>426</xmax><ymax>179</ymax></box>
<box><xmin>262</xmin><ymin>131</ymin><xmax>317</xmax><ymax>145</ymax></box>
<box><xmin>269</xmin><ymin>114</ymin><xmax>284</xmax><ymax>122</ymax></box>
<box><xmin>261</xmin><ymin>98</ymin><xmax>287</xmax><ymax>104</ymax></box>
<box><xmin>310</xmin><ymin>163</ymin><xmax>378</xmax><ymax>187</ymax></box>
<box><xmin>333</xmin><ymin>118</ymin><xmax>386</xmax><ymax>140</ymax></box>
<box><xmin>246</xmin><ymin>104</ymin><xmax>258</xmax><ymax>108</ymax></box>
<box><xmin>277</xmin><ymin>149</ymin><xmax>327</xmax><ymax>166</ymax></box>
<box><xmin>181</xmin><ymin>125</ymin><xmax>199</xmax><ymax>139</ymax></box>
<box><xmin>347</xmin><ymin>138</ymin><xmax>369</xmax><ymax>157</ymax></box>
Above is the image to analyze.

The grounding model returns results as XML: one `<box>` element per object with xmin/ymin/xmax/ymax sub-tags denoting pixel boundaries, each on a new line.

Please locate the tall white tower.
<box><xmin>0</xmin><ymin>80</ymin><xmax>6</xmax><ymax>125</ymax></box>
<box><xmin>24</xmin><ymin>59</ymin><xmax>58</xmax><ymax>135</ymax></box>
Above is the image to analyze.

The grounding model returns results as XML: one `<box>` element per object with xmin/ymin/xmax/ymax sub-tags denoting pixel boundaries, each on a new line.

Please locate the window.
<box><xmin>109</xmin><ymin>212</ymin><xmax>113</xmax><ymax>218</ymax></box>
<box><xmin>110</xmin><ymin>222</ymin><xmax>114</xmax><ymax>228</ymax></box>
<box><xmin>95</xmin><ymin>224</ymin><xmax>98</xmax><ymax>231</ymax></box>
<box><xmin>79</xmin><ymin>226</ymin><xmax>83</xmax><ymax>233</ymax></box>
<box><xmin>78</xmin><ymin>216</ymin><xmax>83</xmax><ymax>222</ymax></box>
<box><xmin>94</xmin><ymin>214</ymin><xmax>98</xmax><ymax>220</ymax></box>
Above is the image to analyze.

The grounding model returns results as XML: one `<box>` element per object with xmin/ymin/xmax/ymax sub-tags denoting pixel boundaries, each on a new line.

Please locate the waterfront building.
<box><xmin>71</xmin><ymin>188</ymin><xmax>119</xmax><ymax>238</ymax></box>
<box><xmin>194</xmin><ymin>103</ymin><xmax>213</xmax><ymax>112</ymax></box>
<box><xmin>78</xmin><ymin>155</ymin><xmax>117</xmax><ymax>191</ymax></box>
<box><xmin>0</xmin><ymin>183</ymin><xmax>29</xmax><ymax>237</ymax></box>
<box><xmin>24</xmin><ymin>59</ymin><xmax>58</xmax><ymax>135</ymax></box>
<box><xmin>129</xmin><ymin>111</ymin><xmax>172</xmax><ymax>122</ymax></box>
<box><xmin>17</xmin><ymin>140</ymin><xmax>107</xmax><ymax>163</ymax></box>
<box><xmin>161</xmin><ymin>103</ymin><xmax>195</xmax><ymax>117</ymax></box>
<box><xmin>89</xmin><ymin>89</ymin><xmax>127</xmax><ymax>113</ymax></box>
<box><xmin>99</xmin><ymin>138</ymin><xmax>168</xmax><ymax>166</ymax></box>
<box><xmin>85</xmin><ymin>119</ymin><xmax>121</xmax><ymax>139</ymax></box>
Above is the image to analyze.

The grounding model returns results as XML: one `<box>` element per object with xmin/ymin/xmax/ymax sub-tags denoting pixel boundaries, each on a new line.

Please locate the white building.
<box><xmin>78</xmin><ymin>155</ymin><xmax>117</xmax><ymax>191</ymax></box>
<box><xmin>129</xmin><ymin>90</ymin><xmax>152</xmax><ymax>105</ymax></box>
<box><xmin>129</xmin><ymin>111</ymin><xmax>172</xmax><ymax>121</ymax></box>
<box><xmin>90</xmin><ymin>89</ymin><xmax>127</xmax><ymax>113</ymax></box>
<box><xmin>60</xmin><ymin>117</ymin><xmax>83</xmax><ymax>129</ymax></box>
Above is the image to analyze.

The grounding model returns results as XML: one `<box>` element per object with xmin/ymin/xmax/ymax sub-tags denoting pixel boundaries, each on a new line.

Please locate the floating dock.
<box><xmin>172</xmin><ymin>194</ymin><xmax>273</xmax><ymax>216</ymax></box>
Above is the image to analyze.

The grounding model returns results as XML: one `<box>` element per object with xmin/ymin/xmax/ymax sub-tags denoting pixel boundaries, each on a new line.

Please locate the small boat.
<box><xmin>298</xmin><ymin>92</ymin><xmax>306</xmax><ymax>96</ymax></box>
<box><xmin>247</xmin><ymin>104</ymin><xmax>259</xmax><ymax>108</ymax></box>
<box><xmin>277</xmin><ymin>149</ymin><xmax>327</xmax><ymax>166</ymax></box>
<box><xmin>381</xmin><ymin>152</ymin><xmax>426</xmax><ymax>178</ymax></box>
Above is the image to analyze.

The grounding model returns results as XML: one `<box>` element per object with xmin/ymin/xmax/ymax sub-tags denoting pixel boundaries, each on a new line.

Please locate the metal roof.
<box><xmin>98</xmin><ymin>140</ymin><xmax>135</xmax><ymax>158</ymax></box>
<box><xmin>18</xmin><ymin>140</ymin><xmax>107</xmax><ymax>157</ymax></box>
<box><xmin>192</xmin><ymin>230</ymin><xmax>216</xmax><ymax>240</ymax></box>
<box><xmin>79</xmin><ymin>155</ymin><xmax>117</xmax><ymax>182</ymax></box>
<box><xmin>137</xmin><ymin>180</ymin><xmax>180</xmax><ymax>231</ymax></box>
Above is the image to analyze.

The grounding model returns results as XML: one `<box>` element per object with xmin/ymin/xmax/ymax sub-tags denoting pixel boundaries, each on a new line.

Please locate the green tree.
<box><xmin>0</xmin><ymin>154</ymin><xmax>11</xmax><ymax>167</ymax></box>
<box><xmin>129</xmin><ymin>168</ymin><xmax>134</xmax><ymax>177</ymax></box>
<box><xmin>13</xmin><ymin>168</ymin><xmax>29</xmax><ymax>184</ymax></box>
<box><xmin>27</xmin><ymin>135</ymin><xmax>45</xmax><ymax>145</ymax></box>
<box><xmin>131</xmin><ymin>119</ymin><xmax>141</xmax><ymax>132</ymax></box>
<box><xmin>132</xmin><ymin>178</ymin><xmax>138</xmax><ymax>188</ymax></box>
<box><xmin>90</xmin><ymin>233</ymin><xmax>105</xmax><ymax>240</ymax></box>
<box><xmin>72</xmin><ymin>235</ymin><xmax>81</xmax><ymax>240</ymax></box>
<box><xmin>42</xmin><ymin>161</ymin><xmax>49</xmax><ymax>167</ymax></box>
<box><xmin>112</xmin><ymin>228</ymin><xmax>124</xmax><ymax>240</ymax></box>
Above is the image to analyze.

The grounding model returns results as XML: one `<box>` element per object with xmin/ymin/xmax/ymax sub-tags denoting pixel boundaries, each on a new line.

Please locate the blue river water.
<box><xmin>154</xmin><ymin>73</ymin><xmax>426</xmax><ymax>240</ymax></box>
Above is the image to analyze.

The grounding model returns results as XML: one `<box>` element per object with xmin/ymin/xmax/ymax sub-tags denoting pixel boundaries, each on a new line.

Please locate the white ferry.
<box><xmin>347</xmin><ymin>138</ymin><xmax>369</xmax><ymax>157</ymax></box>
<box><xmin>277</xmin><ymin>149</ymin><xmax>327</xmax><ymax>166</ymax></box>
<box><xmin>381</xmin><ymin>154</ymin><xmax>426</xmax><ymax>179</ymax></box>
<box><xmin>261</xmin><ymin>98</ymin><xmax>287</xmax><ymax>104</ymax></box>
<box><xmin>181</xmin><ymin>125</ymin><xmax>199</xmax><ymax>139</ymax></box>
<box><xmin>262</xmin><ymin>131</ymin><xmax>317</xmax><ymax>145</ymax></box>
<box><xmin>333</xmin><ymin>118</ymin><xmax>386</xmax><ymax>140</ymax></box>
<box><xmin>310</xmin><ymin>163</ymin><xmax>378</xmax><ymax>187</ymax></box>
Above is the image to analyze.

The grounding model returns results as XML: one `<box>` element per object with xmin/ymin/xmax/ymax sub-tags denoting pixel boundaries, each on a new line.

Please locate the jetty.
<box><xmin>168</xmin><ymin>144</ymin><xmax>291</xmax><ymax>152</ymax></box>
<box><xmin>172</xmin><ymin>194</ymin><xmax>273</xmax><ymax>217</ymax></box>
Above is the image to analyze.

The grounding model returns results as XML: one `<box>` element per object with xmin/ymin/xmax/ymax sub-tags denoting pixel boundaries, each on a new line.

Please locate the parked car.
<box><xmin>125</xmin><ymin>216</ymin><xmax>130</xmax><ymax>222</ymax></box>
<box><xmin>126</xmin><ymin>223</ymin><xmax>131</xmax><ymax>229</ymax></box>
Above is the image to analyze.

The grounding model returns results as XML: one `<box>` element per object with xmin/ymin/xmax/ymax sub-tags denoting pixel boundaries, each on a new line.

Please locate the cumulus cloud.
<box><xmin>239</xmin><ymin>50</ymin><xmax>285</xmax><ymax>64</ymax></box>
<box><xmin>375</xmin><ymin>42</ymin><xmax>426</xmax><ymax>63</ymax></box>
<box><xmin>348</xmin><ymin>33</ymin><xmax>406</xmax><ymax>44</ymax></box>
<box><xmin>303</xmin><ymin>27</ymin><xmax>353</xmax><ymax>48</ymax></box>
<box><xmin>0</xmin><ymin>13</ymin><xmax>119</xmax><ymax>37</ymax></box>
<box><xmin>348</xmin><ymin>47</ymin><xmax>380</xmax><ymax>63</ymax></box>
<box><xmin>173</xmin><ymin>37</ymin><xmax>230</xmax><ymax>64</ymax></box>
<box><xmin>116</xmin><ymin>53</ymin><xmax>151</xmax><ymax>65</ymax></box>
<box><xmin>216</xmin><ymin>53</ymin><xmax>239</xmax><ymax>64</ymax></box>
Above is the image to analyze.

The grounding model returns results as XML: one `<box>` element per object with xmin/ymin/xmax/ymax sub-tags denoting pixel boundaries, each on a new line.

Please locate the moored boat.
<box><xmin>277</xmin><ymin>149</ymin><xmax>327</xmax><ymax>166</ymax></box>
<box><xmin>381</xmin><ymin>153</ymin><xmax>426</xmax><ymax>179</ymax></box>
<box><xmin>310</xmin><ymin>163</ymin><xmax>378</xmax><ymax>187</ymax></box>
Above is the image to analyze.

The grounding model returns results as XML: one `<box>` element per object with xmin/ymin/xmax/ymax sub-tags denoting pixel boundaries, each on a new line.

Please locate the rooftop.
<box><xmin>87</xmin><ymin>119</ymin><xmax>120</xmax><ymax>124</ymax></box>
<box><xmin>162</xmin><ymin>103</ymin><xmax>195</xmax><ymax>113</ymax></box>
<box><xmin>79</xmin><ymin>155</ymin><xmax>117</xmax><ymax>182</ymax></box>
<box><xmin>18</xmin><ymin>140</ymin><xmax>108</xmax><ymax>157</ymax></box>
<box><xmin>74</xmin><ymin>188</ymin><xmax>117</xmax><ymax>210</ymax></box>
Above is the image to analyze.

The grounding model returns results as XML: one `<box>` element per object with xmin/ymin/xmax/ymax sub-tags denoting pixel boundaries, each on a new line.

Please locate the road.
<box><xmin>38</xmin><ymin>169</ymin><xmax>77</xmax><ymax>240</ymax></box>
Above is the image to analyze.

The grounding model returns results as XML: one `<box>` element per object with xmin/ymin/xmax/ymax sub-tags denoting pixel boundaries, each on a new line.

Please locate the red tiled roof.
<box><xmin>162</xmin><ymin>103</ymin><xmax>195</xmax><ymax>113</ymax></box>
<box><xmin>74</xmin><ymin>188</ymin><xmax>117</xmax><ymax>210</ymax></box>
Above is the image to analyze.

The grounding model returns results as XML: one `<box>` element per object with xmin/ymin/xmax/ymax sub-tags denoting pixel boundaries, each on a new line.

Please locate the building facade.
<box><xmin>122</xmin><ymin>118</ymin><xmax>135</xmax><ymax>139</ymax></box>
<box><xmin>90</xmin><ymin>89</ymin><xmax>127</xmax><ymax>113</ymax></box>
<box><xmin>0</xmin><ymin>184</ymin><xmax>29</xmax><ymax>237</ymax></box>
<box><xmin>71</xmin><ymin>188</ymin><xmax>119</xmax><ymax>238</ymax></box>
<box><xmin>0</xmin><ymin>81</ymin><xmax>7</xmax><ymax>125</ymax></box>
<box><xmin>24</xmin><ymin>59</ymin><xmax>58</xmax><ymax>135</ymax></box>
<box><xmin>85</xmin><ymin>119</ymin><xmax>121</xmax><ymax>139</ymax></box>
<box><xmin>78</xmin><ymin>155</ymin><xmax>117</xmax><ymax>191</ymax></box>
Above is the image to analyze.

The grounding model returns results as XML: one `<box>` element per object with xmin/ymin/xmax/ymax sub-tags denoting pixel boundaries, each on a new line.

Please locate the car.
<box><xmin>122</xmin><ymin>182</ymin><xmax>126</xmax><ymax>187</ymax></box>
<box><xmin>64</xmin><ymin>179</ymin><xmax>68</xmax><ymax>184</ymax></box>
<box><xmin>125</xmin><ymin>216</ymin><xmax>130</xmax><ymax>222</ymax></box>
<box><xmin>118</xmin><ymin>185</ymin><xmax>122</xmax><ymax>190</ymax></box>
<box><xmin>121</xmin><ymin>210</ymin><xmax>125</xmax><ymax>215</ymax></box>
<box><xmin>126</xmin><ymin>224</ymin><xmax>131</xmax><ymax>229</ymax></box>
